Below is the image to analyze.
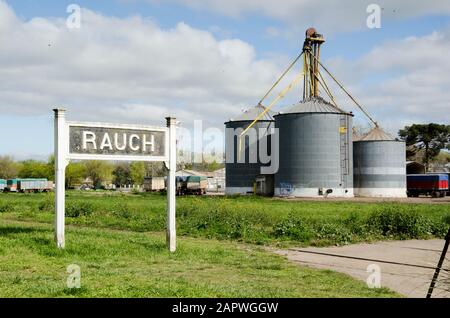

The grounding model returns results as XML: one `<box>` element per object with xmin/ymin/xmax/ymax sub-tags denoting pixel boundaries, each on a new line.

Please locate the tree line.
<box><xmin>0</xmin><ymin>156</ymin><xmax>166</xmax><ymax>189</ymax></box>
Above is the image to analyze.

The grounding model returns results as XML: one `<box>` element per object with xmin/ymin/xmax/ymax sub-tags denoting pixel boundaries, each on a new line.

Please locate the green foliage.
<box><xmin>66</xmin><ymin>163</ymin><xmax>86</xmax><ymax>188</ymax></box>
<box><xmin>66</xmin><ymin>201</ymin><xmax>94</xmax><ymax>218</ymax></box>
<box><xmin>130</xmin><ymin>162</ymin><xmax>145</xmax><ymax>185</ymax></box>
<box><xmin>273</xmin><ymin>215</ymin><xmax>313</xmax><ymax>241</ymax></box>
<box><xmin>112</xmin><ymin>162</ymin><xmax>131</xmax><ymax>186</ymax></box>
<box><xmin>83</xmin><ymin>161</ymin><xmax>113</xmax><ymax>189</ymax></box>
<box><xmin>38</xmin><ymin>193</ymin><xmax>54</xmax><ymax>212</ymax></box>
<box><xmin>399</xmin><ymin>123</ymin><xmax>450</xmax><ymax>169</ymax></box>
<box><xmin>18</xmin><ymin>159</ymin><xmax>53</xmax><ymax>180</ymax></box>
<box><xmin>1</xmin><ymin>192</ymin><xmax>449</xmax><ymax>246</ymax></box>
<box><xmin>0</xmin><ymin>202</ymin><xmax>16</xmax><ymax>213</ymax></box>
<box><xmin>0</xmin><ymin>156</ymin><xmax>20</xmax><ymax>179</ymax></box>
<box><xmin>367</xmin><ymin>206</ymin><xmax>438</xmax><ymax>239</ymax></box>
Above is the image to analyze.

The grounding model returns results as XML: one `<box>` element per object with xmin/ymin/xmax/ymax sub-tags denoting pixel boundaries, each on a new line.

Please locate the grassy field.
<box><xmin>1</xmin><ymin>191</ymin><xmax>450</xmax><ymax>246</ymax></box>
<box><xmin>1</xmin><ymin>191</ymin><xmax>449</xmax><ymax>297</ymax></box>
<box><xmin>0</xmin><ymin>219</ymin><xmax>396</xmax><ymax>297</ymax></box>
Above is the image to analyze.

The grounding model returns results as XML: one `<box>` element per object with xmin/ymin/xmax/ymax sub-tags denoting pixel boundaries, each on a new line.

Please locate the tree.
<box><xmin>399</xmin><ymin>124</ymin><xmax>450</xmax><ymax>171</ymax></box>
<box><xmin>18</xmin><ymin>159</ymin><xmax>53</xmax><ymax>180</ymax></box>
<box><xmin>66</xmin><ymin>162</ymin><xmax>86</xmax><ymax>189</ymax></box>
<box><xmin>112</xmin><ymin>163</ymin><xmax>131</xmax><ymax>186</ymax></box>
<box><xmin>144</xmin><ymin>162</ymin><xmax>166</xmax><ymax>177</ymax></box>
<box><xmin>0</xmin><ymin>156</ymin><xmax>19</xmax><ymax>179</ymax></box>
<box><xmin>130</xmin><ymin>162</ymin><xmax>145</xmax><ymax>185</ymax></box>
<box><xmin>84</xmin><ymin>161</ymin><xmax>113</xmax><ymax>189</ymax></box>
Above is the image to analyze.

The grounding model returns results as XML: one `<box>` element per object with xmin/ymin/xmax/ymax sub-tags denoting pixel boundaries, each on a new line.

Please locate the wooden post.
<box><xmin>166</xmin><ymin>117</ymin><xmax>177</xmax><ymax>252</ymax></box>
<box><xmin>54</xmin><ymin>108</ymin><xmax>68</xmax><ymax>249</ymax></box>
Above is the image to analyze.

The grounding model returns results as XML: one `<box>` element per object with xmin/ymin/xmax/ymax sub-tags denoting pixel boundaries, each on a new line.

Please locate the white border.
<box><xmin>66</xmin><ymin>121</ymin><xmax>169</xmax><ymax>162</ymax></box>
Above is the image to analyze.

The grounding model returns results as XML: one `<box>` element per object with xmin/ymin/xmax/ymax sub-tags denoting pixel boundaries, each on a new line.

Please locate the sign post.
<box><xmin>53</xmin><ymin>109</ymin><xmax>177</xmax><ymax>252</ymax></box>
<box><xmin>166</xmin><ymin>117</ymin><xmax>177</xmax><ymax>252</ymax></box>
<box><xmin>54</xmin><ymin>109</ymin><xmax>68</xmax><ymax>248</ymax></box>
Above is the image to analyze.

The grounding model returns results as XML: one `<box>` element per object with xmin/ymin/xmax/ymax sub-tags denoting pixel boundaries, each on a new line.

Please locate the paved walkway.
<box><xmin>275</xmin><ymin>240</ymin><xmax>450</xmax><ymax>298</ymax></box>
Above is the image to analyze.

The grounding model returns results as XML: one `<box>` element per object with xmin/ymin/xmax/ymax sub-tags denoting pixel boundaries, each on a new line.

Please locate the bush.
<box><xmin>66</xmin><ymin>201</ymin><xmax>94</xmax><ymax>218</ymax></box>
<box><xmin>367</xmin><ymin>206</ymin><xmax>433</xmax><ymax>239</ymax></box>
<box><xmin>111</xmin><ymin>202</ymin><xmax>133</xmax><ymax>219</ymax></box>
<box><xmin>0</xmin><ymin>202</ymin><xmax>15</xmax><ymax>213</ymax></box>
<box><xmin>273</xmin><ymin>216</ymin><xmax>313</xmax><ymax>241</ymax></box>
<box><xmin>38</xmin><ymin>195</ymin><xmax>54</xmax><ymax>212</ymax></box>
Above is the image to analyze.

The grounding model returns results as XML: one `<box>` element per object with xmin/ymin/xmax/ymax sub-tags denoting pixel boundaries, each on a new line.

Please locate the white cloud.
<box><xmin>170</xmin><ymin>0</ymin><xmax>450</xmax><ymax>33</ymax></box>
<box><xmin>320</xmin><ymin>30</ymin><xmax>450</xmax><ymax>135</ymax></box>
<box><xmin>0</xmin><ymin>0</ymin><xmax>449</xmax><ymax>149</ymax></box>
<box><xmin>0</xmin><ymin>1</ymin><xmax>281</xmax><ymax>128</ymax></box>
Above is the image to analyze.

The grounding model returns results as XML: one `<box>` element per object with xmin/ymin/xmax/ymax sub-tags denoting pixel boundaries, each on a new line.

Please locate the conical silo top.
<box><xmin>280</xmin><ymin>97</ymin><xmax>350</xmax><ymax>115</ymax></box>
<box><xmin>358</xmin><ymin>126</ymin><xmax>395</xmax><ymax>141</ymax></box>
<box><xmin>227</xmin><ymin>104</ymin><xmax>275</xmax><ymax>123</ymax></box>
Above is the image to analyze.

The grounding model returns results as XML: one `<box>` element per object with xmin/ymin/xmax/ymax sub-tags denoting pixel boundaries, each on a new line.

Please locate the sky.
<box><xmin>0</xmin><ymin>0</ymin><xmax>450</xmax><ymax>160</ymax></box>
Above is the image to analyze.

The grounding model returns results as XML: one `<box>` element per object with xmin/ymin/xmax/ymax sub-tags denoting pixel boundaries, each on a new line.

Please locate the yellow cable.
<box><xmin>258</xmin><ymin>51</ymin><xmax>304</xmax><ymax>105</ymax></box>
<box><xmin>238</xmin><ymin>71</ymin><xmax>304</xmax><ymax>158</ymax></box>
<box><xmin>311</xmin><ymin>53</ymin><xmax>378</xmax><ymax>127</ymax></box>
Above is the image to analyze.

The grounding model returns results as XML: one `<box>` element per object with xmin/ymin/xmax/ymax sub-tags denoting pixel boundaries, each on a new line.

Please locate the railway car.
<box><xmin>143</xmin><ymin>177</ymin><xmax>166</xmax><ymax>192</ymax></box>
<box><xmin>6</xmin><ymin>178</ymin><xmax>52</xmax><ymax>193</ymax></box>
<box><xmin>0</xmin><ymin>179</ymin><xmax>6</xmax><ymax>192</ymax></box>
<box><xmin>407</xmin><ymin>174</ymin><xmax>448</xmax><ymax>198</ymax></box>
<box><xmin>175</xmin><ymin>176</ymin><xmax>207</xmax><ymax>195</ymax></box>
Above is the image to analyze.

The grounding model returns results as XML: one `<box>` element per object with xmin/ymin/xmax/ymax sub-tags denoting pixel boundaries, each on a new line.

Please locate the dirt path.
<box><xmin>275</xmin><ymin>240</ymin><xmax>450</xmax><ymax>298</ymax></box>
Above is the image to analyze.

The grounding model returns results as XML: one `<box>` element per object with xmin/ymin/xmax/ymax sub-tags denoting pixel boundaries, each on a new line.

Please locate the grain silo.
<box><xmin>225</xmin><ymin>105</ymin><xmax>275</xmax><ymax>195</ymax></box>
<box><xmin>274</xmin><ymin>97</ymin><xmax>354</xmax><ymax>197</ymax></box>
<box><xmin>353</xmin><ymin>127</ymin><xmax>407</xmax><ymax>197</ymax></box>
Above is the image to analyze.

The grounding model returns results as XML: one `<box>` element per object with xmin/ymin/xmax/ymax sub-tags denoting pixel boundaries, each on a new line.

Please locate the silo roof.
<box><xmin>227</xmin><ymin>104</ymin><xmax>275</xmax><ymax>122</ymax></box>
<box><xmin>357</xmin><ymin>126</ymin><xmax>395</xmax><ymax>141</ymax></box>
<box><xmin>278</xmin><ymin>97</ymin><xmax>351</xmax><ymax>115</ymax></box>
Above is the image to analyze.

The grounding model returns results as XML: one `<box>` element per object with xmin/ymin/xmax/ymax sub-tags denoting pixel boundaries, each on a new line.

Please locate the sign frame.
<box><xmin>66</xmin><ymin>121</ymin><xmax>170</xmax><ymax>162</ymax></box>
<box><xmin>53</xmin><ymin>109</ymin><xmax>177</xmax><ymax>252</ymax></box>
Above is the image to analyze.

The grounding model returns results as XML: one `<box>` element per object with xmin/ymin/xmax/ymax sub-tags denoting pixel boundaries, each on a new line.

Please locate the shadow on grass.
<box><xmin>0</xmin><ymin>226</ymin><xmax>46</xmax><ymax>237</ymax></box>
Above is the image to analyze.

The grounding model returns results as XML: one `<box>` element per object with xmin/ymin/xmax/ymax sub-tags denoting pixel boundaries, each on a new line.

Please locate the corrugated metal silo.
<box><xmin>225</xmin><ymin>105</ymin><xmax>275</xmax><ymax>195</ymax></box>
<box><xmin>353</xmin><ymin>127</ymin><xmax>407</xmax><ymax>197</ymax></box>
<box><xmin>274</xmin><ymin>97</ymin><xmax>354</xmax><ymax>197</ymax></box>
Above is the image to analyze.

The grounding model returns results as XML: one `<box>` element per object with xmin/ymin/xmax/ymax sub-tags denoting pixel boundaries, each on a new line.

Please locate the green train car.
<box><xmin>5</xmin><ymin>178</ymin><xmax>53</xmax><ymax>193</ymax></box>
<box><xmin>0</xmin><ymin>179</ymin><xmax>6</xmax><ymax>192</ymax></box>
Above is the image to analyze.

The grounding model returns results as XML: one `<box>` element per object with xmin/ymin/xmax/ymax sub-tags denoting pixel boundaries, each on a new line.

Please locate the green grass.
<box><xmin>0</xmin><ymin>219</ymin><xmax>397</xmax><ymax>298</ymax></box>
<box><xmin>1</xmin><ymin>191</ymin><xmax>450</xmax><ymax>247</ymax></box>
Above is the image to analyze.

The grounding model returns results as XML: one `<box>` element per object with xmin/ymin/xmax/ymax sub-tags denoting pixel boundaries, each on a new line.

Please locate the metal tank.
<box><xmin>274</xmin><ymin>97</ymin><xmax>354</xmax><ymax>197</ymax></box>
<box><xmin>225</xmin><ymin>105</ymin><xmax>275</xmax><ymax>195</ymax></box>
<box><xmin>353</xmin><ymin>127</ymin><xmax>406</xmax><ymax>197</ymax></box>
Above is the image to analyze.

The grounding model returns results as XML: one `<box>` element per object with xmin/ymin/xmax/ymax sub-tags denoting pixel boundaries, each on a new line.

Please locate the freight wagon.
<box><xmin>5</xmin><ymin>178</ymin><xmax>53</xmax><ymax>193</ymax></box>
<box><xmin>0</xmin><ymin>179</ymin><xmax>6</xmax><ymax>192</ymax></box>
<box><xmin>176</xmin><ymin>176</ymin><xmax>207</xmax><ymax>195</ymax></box>
<box><xmin>143</xmin><ymin>177</ymin><xmax>166</xmax><ymax>192</ymax></box>
<box><xmin>407</xmin><ymin>174</ymin><xmax>448</xmax><ymax>198</ymax></box>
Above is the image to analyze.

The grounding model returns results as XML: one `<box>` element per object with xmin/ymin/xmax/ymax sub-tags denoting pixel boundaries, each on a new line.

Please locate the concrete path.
<box><xmin>275</xmin><ymin>240</ymin><xmax>450</xmax><ymax>298</ymax></box>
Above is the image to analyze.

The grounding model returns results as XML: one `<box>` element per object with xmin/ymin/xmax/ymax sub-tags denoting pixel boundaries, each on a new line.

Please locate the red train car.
<box><xmin>407</xmin><ymin>174</ymin><xmax>448</xmax><ymax>198</ymax></box>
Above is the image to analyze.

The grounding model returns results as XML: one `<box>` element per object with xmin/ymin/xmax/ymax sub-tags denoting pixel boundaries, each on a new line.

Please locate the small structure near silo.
<box><xmin>225</xmin><ymin>105</ymin><xmax>275</xmax><ymax>195</ymax></box>
<box><xmin>274</xmin><ymin>97</ymin><xmax>354</xmax><ymax>197</ymax></box>
<box><xmin>354</xmin><ymin>127</ymin><xmax>407</xmax><ymax>197</ymax></box>
<box><xmin>255</xmin><ymin>174</ymin><xmax>274</xmax><ymax>196</ymax></box>
<box><xmin>406</xmin><ymin>161</ymin><xmax>426</xmax><ymax>174</ymax></box>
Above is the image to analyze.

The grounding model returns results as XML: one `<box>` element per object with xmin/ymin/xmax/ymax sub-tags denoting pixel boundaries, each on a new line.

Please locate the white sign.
<box><xmin>53</xmin><ymin>109</ymin><xmax>177</xmax><ymax>252</ymax></box>
<box><xmin>67</xmin><ymin>122</ymin><xmax>168</xmax><ymax>162</ymax></box>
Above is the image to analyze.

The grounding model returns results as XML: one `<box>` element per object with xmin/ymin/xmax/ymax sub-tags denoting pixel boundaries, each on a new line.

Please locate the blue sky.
<box><xmin>1</xmin><ymin>0</ymin><xmax>450</xmax><ymax>159</ymax></box>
